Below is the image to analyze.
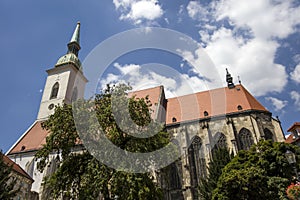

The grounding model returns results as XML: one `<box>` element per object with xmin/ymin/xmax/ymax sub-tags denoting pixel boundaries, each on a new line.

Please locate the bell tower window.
<box><xmin>50</xmin><ymin>82</ymin><xmax>59</xmax><ymax>99</ymax></box>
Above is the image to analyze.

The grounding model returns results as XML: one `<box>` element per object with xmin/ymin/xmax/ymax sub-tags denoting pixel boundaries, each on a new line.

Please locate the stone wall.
<box><xmin>163</xmin><ymin>110</ymin><xmax>285</xmax><ymax>200</ymax></box>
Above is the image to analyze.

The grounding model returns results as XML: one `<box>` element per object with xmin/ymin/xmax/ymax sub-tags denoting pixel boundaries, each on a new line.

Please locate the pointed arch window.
<box><xmin>238</xmin><ymin>128</ymin><xmax>254</xmax><ymax>150</ymax></box>
<box><xmin>264</xmin><ymin>128</ymin><xmax>274</xmax><ymax>142</ymax></box>
<box><xmin>50</xmin><ymin>82</ymin><xmax>59</xmax><ymax>99</ymax></box>
<box><xmin>212</xmin><ymin>132</ymin><xmax>227</xmax><ymax>153</ymax></box>
<box><xmin>188</xmin><ymin>136</ymin><xmax>207</xmax><ymax>184</ymax></box>
<box><xmin>71</xmin><ymin>87</ymin><xmax>78</xmax><ymax>102</ymax></box>
<box><xmin>169</xmin><ymin>162</ymin><xmax>182</xmax><ymax>189</ymax></box>
<box><xmin>187</xmin><ymin>136</ymin><xmax>207</xmax><ymax>199</ymax></box>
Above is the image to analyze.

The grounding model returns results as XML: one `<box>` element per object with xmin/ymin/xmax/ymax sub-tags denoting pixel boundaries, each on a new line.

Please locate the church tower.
<box><xmin>37</xmin><ymin>22</ymin><xmax>88</xmax><ymax>120</ymax></box>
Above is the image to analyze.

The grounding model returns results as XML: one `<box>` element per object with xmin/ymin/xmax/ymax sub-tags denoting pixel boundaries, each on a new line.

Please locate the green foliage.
<box><xmin>110</xmin><ymin>172</ymin><xmax>162</xmax><ymax>200</ymax></box>
<box><xmin>35</xmin><ymin>103</ymin><xmax>78</xmax><ymax>171</ymax></box>
<box><xmin>35</xmin><ymin>84</ymin><xmax>169</xmax><ymax>199</ymax></box>
<box><xmin>198</xmin><ymin>148</ymin><xmax>233</xmax><ymax>200</ymax></box>
<box><xmin>212</xmin><ymin>140</ymin><xmax>300</xmax><ymax>200</ymax></box>
<box><xmin>0</xmin><ymin>151</ymin><xmax>18</xmax><ymax>200</ymax></box>
<box><xmin>42</xmin><ymin>152</ymin><xmax>111</xmax><ymax>200</ymax></box>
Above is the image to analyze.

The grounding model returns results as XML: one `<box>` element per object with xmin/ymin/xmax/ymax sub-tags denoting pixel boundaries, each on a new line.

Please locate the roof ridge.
<box><xmin>239</xmin><ymin>85</ymin><xmax>267</xmax><ymax>112</ymax></box>
<box><xmin>2</xmin><ymin>153</ymin><xmax>34</xmax><ymax>181</ymax></box>
<box><xmin>130</xmin><ymin>85</ymin><xmax>163</xmax><ymax>94</ymax></box>
<box><xmin>6</xmin><ymin>121</ymin><xmax>37</xmax><ymax>155</ymax></box>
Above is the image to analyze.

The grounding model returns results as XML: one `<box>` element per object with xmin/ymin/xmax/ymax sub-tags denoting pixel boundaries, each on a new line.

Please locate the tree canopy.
<box><xmin>35</xmin><ymin>84</ymin><xmax>171</xmax><ymax>199</ymax></box>
<box><xmin>198</xmin><ymin>148</ymin><xmax>233</xmax><ymax>200</ymax></box>
<box><xmin>212</xmin><ymin>140</ymin><xmax>300</xmax><ymax>200</ymax></box>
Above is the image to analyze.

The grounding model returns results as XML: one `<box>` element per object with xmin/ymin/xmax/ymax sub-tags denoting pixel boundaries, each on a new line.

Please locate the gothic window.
<box><xmin>264</xmin><ymin>128</ymin><xmax>274</xmax><ymax>141</ymax></box>
<box><xmin>50</xmin><ymin>82</ymin><xmax>59</xmax><ymax>99</ymax></box>
<box><xmin>211</xmin><ymin>132</ymin><xmax>227</xmax><ymax>157</ymax></box>
<box><xmin>169</xmin><ymin>162</ymin><xmax>182</xmax><ymax>189</ymax></box>
<box><xmin>71</xmin><ymin>87</ymin><xmax>78</xmax><ymax>101</ymax></box>
<box><xmin>188</xmin><ymin>136</ymin><xmax>207</xmax><ymax>185</ymax></box>
<box><xmin>212</xmin><ymin>132</ymin><xmax>227</xmax><ymax>151</ymax></box>
<box><xmin>238</xmin><ymin>128</ymin><xmax>254</xmax><ymax>150</ymax></box>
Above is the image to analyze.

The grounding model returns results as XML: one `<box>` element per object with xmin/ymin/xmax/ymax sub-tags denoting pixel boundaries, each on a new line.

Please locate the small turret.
<box><xmin>226</xmin><ymin>68</ymin><xmax>235</xmax><ymax>89</ymax></box>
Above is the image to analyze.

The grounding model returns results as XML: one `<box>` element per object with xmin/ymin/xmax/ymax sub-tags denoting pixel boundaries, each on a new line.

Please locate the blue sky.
<box><xmin>0</xmin><ymin>0</ymin><xmax>299</xmax><ymax>152</ymax></box>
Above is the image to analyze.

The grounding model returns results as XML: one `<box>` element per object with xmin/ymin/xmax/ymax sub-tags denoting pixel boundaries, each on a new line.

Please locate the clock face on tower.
<box><xmin>48</xmin><ymin>103</ymin><xmax>54</xmax><ymax>110</ymax></box>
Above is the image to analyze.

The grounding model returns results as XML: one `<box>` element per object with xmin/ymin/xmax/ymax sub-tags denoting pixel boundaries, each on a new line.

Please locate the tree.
<box><xmin>212</xmin><ymin>140</ymin><xmax>300</xmax><ymax>200</ymax></box>
<box><xmin>198</xmin><ymin>148</ymin><xmax>233</xmax><ymax>200</ymax></box>
<box><xmin>35</xmin><ymin>84</ymin><xmax>172</xmax><ymax>199</ymax></box>
<box><xmin>0</xmin><ymin>151</ymin><xmax>18</xmax><ymax>200</ymax></box>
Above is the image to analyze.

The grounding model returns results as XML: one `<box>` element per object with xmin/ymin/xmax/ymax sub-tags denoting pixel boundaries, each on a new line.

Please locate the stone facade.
<box><xmin>2</xmin><ymin>153</ymin><xmax>37</xmax><ymax>200</ymax></box>
<box><xmin>161</xmin><ymin>111</ymin><xmax>285</xmax><ymax>200</ymax></box>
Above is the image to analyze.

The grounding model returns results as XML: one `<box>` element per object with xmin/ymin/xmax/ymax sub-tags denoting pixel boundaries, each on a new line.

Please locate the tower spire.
<box><xmin>55</xmin><ymin>22</ymin><xmax>82</xmax><ymax>70</ymax></box>
<box><xmin>67</xmin><ymin>21</ymin><xmax>81</xmax><ymax>56</ymax></box>
<box><xmin>226</xmin><ymin>68</ymin><xmax>235</xmax><ymax>89</ymax></box>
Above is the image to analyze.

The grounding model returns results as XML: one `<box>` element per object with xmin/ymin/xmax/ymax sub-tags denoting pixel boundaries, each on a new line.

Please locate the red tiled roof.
<box><xmin>287</xmin><ymin>122</ymin><xmax>300</xmax><ymax>132</ymax></box>
<box><xmin>166</xmin><ymin>84</ymin><xmax>267</xmax><ymax>124</ymax></box>
<box><xmin>2</xmin><ymin>153</ymin><xmax>33</xmax><ymax>182</ymax></box>
<box><xmin>285</xmin><ymin>134</ymin><xmax>294</xmax><ymax>144</ymax></box>
<box><xmin>8</xmin><ymin>84</ymin><xmax>267</xmax><ymax>154</ymax></box>
<box><xmin>8</xmin><ymin>121</ymin><xmax>49</xmax><ymax>154</ymax></box>
<box><xmin>285</xmin><ymin>133</ymin><xmax>300</xmax><ymax>144</ymax></box>
<box><xmin>129</xmin><ymin>86</ymin><xmax>163</xmax><ymax>119</ymax></box>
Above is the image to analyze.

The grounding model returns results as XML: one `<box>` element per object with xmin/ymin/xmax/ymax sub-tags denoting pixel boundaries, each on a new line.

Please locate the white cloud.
<box><xmin>102</xmin><ymin>73</ymin><xmax>119</xmax><ymax>84</ymax></box>
<box><xmin>187</xmin><ymin>1</ymin><xmax>209</xmax><ymax>21</ymax></box>
<box><xmin>164</xmin><ymin>18</ymin><xmax>169</xmax><ymax>24</ymax></box>
<box><xmin>113</xmin><ymin>0</ymin><xmax>133</xmax><ymax>10</ymax></box>
<box><xmin>177</xmin><ymin>46</ymin><xmax>224</xmax><ymax>89</ymax></box>
<box><xmin>290</xmin><ymin>64</ymin><xmax>300</xmax><ymax>84</ymax></box>
<box><xmin>215</xmin><ymin>0</ymin><xmax>300</xmax><ymax>39</ymax></box>
<box><xmin>114</xmin><ymin>63</ymin><xmax>141</xmax><ymax>76</ymax></box>
<box><xmin>178</xmin><ymin>4</ymin><xmax>184</xmax><ymax>14</ymax></box>
<box><xmin>290</xmin><ymin>91</ymin><xmax>300</xmax><ymax>111</ymax></box>
<box><xmin>293</xmin><ymin>54</ymin><xmax>300</xmax><ymax>63</ymax></box>
<box><xmin>177</xmin><ymin>4</ymin><xmax>185</xmax><ymax>23</ymax></box>
<box><xmin>100</xmin><ymin>62</ymin><xmax>209</xmax><ymax>98</ymax></box>
<box><xmin>265</xmin><ymin>97</ymin><xmax>288</xmax><ymax>111</ymax></box>
<box><xmin>202</xmin><ymin>27</ymin><xmax>288</xmax><ymax>96</ymax></box>
<box><xmin>183</xmin><ymin>0</ymin><xmax>300</xmax><ymax>96</ymax></box>
<box><xmin>110</xmin><ymin>0</ymin><xmax>299</xmax><ymax>98</ymax></box>
<box><xmin>113</xmin><ymin>0</ymin><xmax>163</xmax><ymax>24</ymax></box>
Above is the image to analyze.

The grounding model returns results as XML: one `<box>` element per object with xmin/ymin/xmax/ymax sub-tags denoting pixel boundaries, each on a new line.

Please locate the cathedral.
<box><xmin>6</xmin><ymin>22</ymin><xmax>285</xmax><ymax>200</ymax></box>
